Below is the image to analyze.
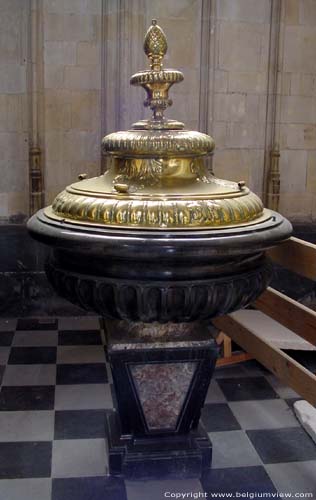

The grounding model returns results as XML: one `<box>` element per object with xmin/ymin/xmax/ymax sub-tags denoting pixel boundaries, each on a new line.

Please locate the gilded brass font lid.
<box><xmin>48</xmin><ymin>20</ymin><xmax>268</xmax><ymax>230</ymax></box>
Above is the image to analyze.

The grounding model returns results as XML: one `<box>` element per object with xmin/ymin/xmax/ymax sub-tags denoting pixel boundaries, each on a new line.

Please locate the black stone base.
<box><xmin>105</xmin><ymin>410</ymin><xmax>212</xmax><ymax>479</ymax></box>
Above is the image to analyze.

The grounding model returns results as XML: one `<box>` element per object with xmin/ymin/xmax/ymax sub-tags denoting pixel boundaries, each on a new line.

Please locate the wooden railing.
<box><xmin>214</xmin><ymin>237</ymin><xmax>316</xmax><ymax>406</ymax></box>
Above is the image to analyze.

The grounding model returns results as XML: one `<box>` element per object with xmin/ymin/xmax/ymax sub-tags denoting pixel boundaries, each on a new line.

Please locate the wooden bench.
<box><xmin>214</xmin><ymin>237</ymin><xmax>316</xmax><ymax>406</ymax></box>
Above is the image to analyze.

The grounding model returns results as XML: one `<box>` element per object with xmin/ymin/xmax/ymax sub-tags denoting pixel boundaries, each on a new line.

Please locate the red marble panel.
<box><xmin>130</xmin><ymin>361</ymin><xmax>197</xmax><ymax>430</ymax></box>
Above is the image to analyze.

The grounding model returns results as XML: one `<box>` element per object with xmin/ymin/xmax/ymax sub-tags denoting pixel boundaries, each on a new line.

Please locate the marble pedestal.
<box><xmin>104</xmin><ymin>320</ymin><xmax>218</xmax><ymax>479</ymax></box>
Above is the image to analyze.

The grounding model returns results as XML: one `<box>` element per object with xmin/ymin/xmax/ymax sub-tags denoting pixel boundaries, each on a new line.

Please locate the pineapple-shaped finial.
<box><xmin>144</xmin><ymin>19</ymin><xmax>168</xmax><ymax>70</ymax></box>
<box><xmin>130</xmin><ymin>20</ymin><xmax>184</xmax><ymax>123</ymax></box>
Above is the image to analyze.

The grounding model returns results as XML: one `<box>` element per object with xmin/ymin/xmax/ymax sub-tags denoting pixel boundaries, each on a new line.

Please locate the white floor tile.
<box><xmin>54</xmin><ymin>384</ymin><xmax>113</xmax><ymax>410</ymax></box>
<box><xmin>209</xmin><ymin>430</ymin><xmax>262</xmax><ymax>468</ymax></box>
<box><xmin>0</xmin><ymin>411</ymin><xmax>54</xmax><ymax>441</ymax></box>
<box><xmin>229</xmin><ymin>399</ymin><xmax>300</xmax><ymax>430</ymax></box>
<box><xmin>0</xmin><ymin>478</ymin><xmax>51</xmax><ymax>500</ymax></box>
<box><xmin>2</xmin><ymin>364</ymin><xmax>56</xmax><ymax>386</ymax></box>
<box><xmin>57</xmin><ymin>346</ymin><xmax>106</xmax><ymax>364</ymax></box>
<box><xmin>266</xmin><ymin>461</ymin><xmax>316</xmax><ymax>494</ymax></box>
<box><xmin>52</xmin><ymin>439</ymin><xmax>107</xmax><ymax>478</ymax></box>
<box><xmin>13</xmin><ymin>332</ymin><xmax>58</xmax><ymax>347</ymax></box>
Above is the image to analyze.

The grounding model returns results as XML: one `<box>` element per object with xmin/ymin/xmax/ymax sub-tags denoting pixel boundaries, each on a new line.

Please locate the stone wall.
<box><xmin>0</xmin><ymin>0</ymin><xmax>29</xmax><ymax>220</ymax></box>
<box><xmin>42</xmin><ymin>0</ymin><xmax>102</xmax><ymax>204</ymax></box>
<box><xmin>279</xmin><ymin>0</ymin><xmax>316</xmax><ymax>219</ymax></box>
<box><xmin>0</xmin><ymin>0</ymin><xmax>316</xmax><ymax>222</ymax></box>
<box><xmin>211</xmin><ymin>0</ymin><xmax>271</xmax><ymax>195</ymax></box>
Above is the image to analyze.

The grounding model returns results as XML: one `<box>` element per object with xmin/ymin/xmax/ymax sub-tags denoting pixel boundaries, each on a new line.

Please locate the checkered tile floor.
<box><xmin>0</xmin><ymin>316</ymin><xmax>315</xmax><ymax>500</ymax></box>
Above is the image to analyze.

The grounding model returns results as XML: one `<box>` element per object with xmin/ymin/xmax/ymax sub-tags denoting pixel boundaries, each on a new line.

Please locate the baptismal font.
<box><xmin>28</xmin><ymin>21</ymin><xmax>292</xmax><ymax>478</ymax></box>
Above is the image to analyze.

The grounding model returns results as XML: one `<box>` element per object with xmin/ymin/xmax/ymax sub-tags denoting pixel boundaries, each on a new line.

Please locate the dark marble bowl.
<box><xmin>27</xmin><ymin>209</ymin><xmax>292</xmax><ymax>322</ymax></box>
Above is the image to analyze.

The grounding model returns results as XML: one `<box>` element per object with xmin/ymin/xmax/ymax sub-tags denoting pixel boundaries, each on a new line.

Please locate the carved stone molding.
<box><xmin>263</xmin><ymin>0</ymin><xmax>284</xmax><ymax>209</ymax></box>
<box><xmin>26</xmin><ymin>0</ymin><xmax>45</xmax><ymax>214</ymax></box>
<box><xmin>46</xmin><ymin>256</ymin><xmax>272</xmax><ymax>323</ymax></box>
<box><xmin>198</xmin><ymin>0</ymin><xmax>217</xmax><ymax>173</ymax></box>
<box><xmin>198</xmin><ymin>0</ymin><xmax>216</xmax><ymax>136</ymax></box>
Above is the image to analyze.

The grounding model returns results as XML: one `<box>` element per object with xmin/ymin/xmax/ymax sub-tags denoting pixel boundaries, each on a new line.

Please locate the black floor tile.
<box><xmin>0</xmin><ymin>441</ymin><xmax>52</xmax><ymax>478</ymax></box>
<box><xmin>242</xmin><ymin>359</ymin><xmax>269</xmax><ymax>374</ymax></box>
<box><xmin>0</xmin><ymin>331</ymin><xmax>14</xmax><ymax>346</ymax></box>
<box><xmin>214</xmin><ymin>365</ymin><xmax>245</xmax><ymax>378</ymax></box>
<box><xmin>201</xmin><ymin>466</ymin><xmax>277</xmax><ymax>494</ymax></box>
<box><xmin>56</xmin><ymin>363</ymin><xmax>108</xmax><ymax>384</ymax></box>
<box><xmin>58</xmin><ymin>330</ymin><xmax>102</xmax><ymax>346</ymax></box>
<box><xmin>17</xmin><ymin>318</ymin><xmax>58</xmax><ymax>330</ymax></box>
<box><xmin>52</xmin><ymin>476</ymin><xmax>127</xmax><ymax>500</ymax></box>
<box><xmin>8</xmin><ymin>347</ymin><xmax>57</xmax><ymax>364</ymax></box>
<box><xmin>54</xmin><ymin>410</ymin><xmax>107</xmax><ymax>439</ymax></box>
<box><xmin>247</xmin><ymin>427</ymin><xmax>316</xmax><ymax>464</ymax></box>
<box><xmin>217</xmin><ymin>376</ymin><xmax>279</xmax><ymax>401</ymax></box>
<box><xmin>201</xmin><ymin>403</ymin><xmax>241</xmax><ymax>432</ymax></box>
<box><xmin>0</xmin><ymin>386</ymin><xmax>55</xmax><ymax>411</ymax></box>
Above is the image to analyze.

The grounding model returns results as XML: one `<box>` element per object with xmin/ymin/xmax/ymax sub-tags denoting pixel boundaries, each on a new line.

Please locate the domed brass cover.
<box><xmin>48</xmin><ymin>20</ymin><xmax>268</xmax><ymax>230</ymax></box>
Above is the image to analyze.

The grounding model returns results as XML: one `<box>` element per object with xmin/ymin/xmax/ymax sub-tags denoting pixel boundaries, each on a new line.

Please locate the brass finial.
<box><xmin>130</xmin><ymin>20</ymin><xmax>184</xmax><ymax>123</ymax></box>
<box><xmin>144</xmin><ymin>19</ymin><xmax>168</xmax><ymax>71</ymax></box>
